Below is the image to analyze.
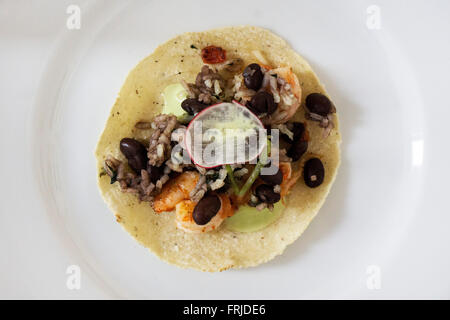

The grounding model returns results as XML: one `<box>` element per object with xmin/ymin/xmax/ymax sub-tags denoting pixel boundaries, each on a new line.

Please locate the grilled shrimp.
<box><xmin>279</xmin><ymin>162</ymin><xmax>302</xmax><ymax>197</ymax></box>
<box><xmin>264</xmin><ymin>67</ymin><xmax>302</xmax><ymax>124</ymax></box>
<box><xmin>152</xmin><ymin>171</ymin><xmax>199</xmax><ymax>213</ymax></box>
<box><xmin>175</xmin><ymin>194</ymin><xmax>233</xmax><ymax>233</ymax></box>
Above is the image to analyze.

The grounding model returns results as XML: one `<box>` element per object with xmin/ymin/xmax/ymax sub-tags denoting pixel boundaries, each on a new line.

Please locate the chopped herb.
<box><xmin>190</xmin><ymin>44</ymin><xmax>197</xmax><ymax>49</ymax></box>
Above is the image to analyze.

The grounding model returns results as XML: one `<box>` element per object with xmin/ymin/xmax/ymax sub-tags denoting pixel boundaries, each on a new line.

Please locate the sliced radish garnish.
<box><xmin>185</xmin><ymin>101</ymin><xmax>267</xmax><ymax>168</ymax></box>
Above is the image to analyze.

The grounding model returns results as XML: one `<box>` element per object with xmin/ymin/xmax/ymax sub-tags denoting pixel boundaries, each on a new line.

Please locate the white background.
<box><xmin>0</xmin><ymin>0</ymin><xmax>449</xmax><ymax>299</ymax></box>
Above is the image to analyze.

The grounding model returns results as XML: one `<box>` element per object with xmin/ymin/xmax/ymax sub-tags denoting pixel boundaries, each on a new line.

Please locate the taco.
<box><xmin>95</xmin><ymin>26</ymin><xmax>341</xmax><ymax>271</ymax></box>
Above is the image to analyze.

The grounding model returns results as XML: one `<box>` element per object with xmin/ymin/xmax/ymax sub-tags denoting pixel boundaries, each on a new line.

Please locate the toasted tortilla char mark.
<box><xmin>153</xmin><ymin>171</ymin><xmax>199</xmax><ymax>213</ymax></box>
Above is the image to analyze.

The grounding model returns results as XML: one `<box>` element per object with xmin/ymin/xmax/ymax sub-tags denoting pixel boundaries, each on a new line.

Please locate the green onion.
<box><xmin>225</xmin><ymin>164</ymin><xmax>240</xmax><ymax>194</ymax></box>
<box><xmin>237</xmin><ymin>140</ymin><xmax>271</xmax><ymax>197</ymax></box>
<box><xmin>224</xmin><ymin>139</ymin><xmax>271</xmax><ymax>197</ymax></box>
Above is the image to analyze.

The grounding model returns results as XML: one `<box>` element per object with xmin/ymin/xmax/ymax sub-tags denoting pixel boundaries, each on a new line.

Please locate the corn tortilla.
<box><xmin>95</xmin><ymin>26</ymin><xmax>341</xmax><ymax>272</ymax></box>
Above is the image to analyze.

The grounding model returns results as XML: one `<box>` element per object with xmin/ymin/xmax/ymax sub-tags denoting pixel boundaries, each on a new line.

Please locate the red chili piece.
<box><xmin>201</xmin><ymin>46</ymin><xmax>226</xmax><ymax>64</ymax></box>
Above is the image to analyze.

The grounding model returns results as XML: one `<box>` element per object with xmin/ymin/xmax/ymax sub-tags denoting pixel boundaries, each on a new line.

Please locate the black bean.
<box><xmin>147</xmin><ymin>165</ymin><xmax>163</xmax><ymax>183</ymax></box>
<box><xmin>287</xmin><ymin>140</ymin><xmax>308</xmax><ymax>162</ymax></box>
<box><xmin>260</xmin><ymin>163</ymin><xmax>283</xmax><ymax>185</ymax></box>
<box><xmin>303</xmin><ymin>158</ymin><xmax>325</xmax><ymax>188</ymax></box>
<box><xmin>255</xmin><ymin>184</ymin><xmax>281</xmax><ymax>204</ymax></box>
<box><xmin>280</xmin><ymin>122</ymin><xmax>305</xmax><ymax>143</ymax></box>
<box><xmin>248</xmin><ymin>91</ymin><xmax>277</xmax><ymax>115</ymax></box>
<box><xmin>243</xmin><ymin>63</ymin><xmax>263</xmax><ymax>90</ymax></box>
<box><xmin>120</xmin><ymin>138</ymin><xmax>148</xmax><ymax>173</ymax></box>
<box><xmin>193</xmin><ymin>194</ymin><xmax>221</xmax><ymax>225</ymax></box>
<box><xmin>291</xmin><ymin>122</ymin><xmax>305</xmax><ymax>141</ymax></box>
<box><xmin>181</xmin><ymin>98</ymin><xmax>208</xmax><ymax>115</ymax></box>
<box><xmin>305</xmin><ymin>93</ymin><xmax>333</xmax><ymax>116</ymax></box>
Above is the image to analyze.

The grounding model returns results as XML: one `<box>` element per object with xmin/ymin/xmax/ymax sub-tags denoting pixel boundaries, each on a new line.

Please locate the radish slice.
<box><xmin>185</xmin><ymin>101</ymin><xmax>267</xmax><ymax>168</ymax></box>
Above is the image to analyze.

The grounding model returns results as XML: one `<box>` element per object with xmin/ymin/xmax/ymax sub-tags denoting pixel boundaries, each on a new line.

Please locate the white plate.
<box><xmin>5</xmin><ymin>0</ymin><xmax>449</xmax><ymax>298</ymax></box>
